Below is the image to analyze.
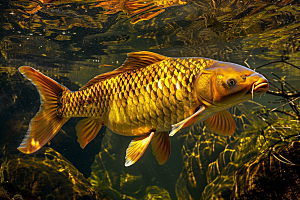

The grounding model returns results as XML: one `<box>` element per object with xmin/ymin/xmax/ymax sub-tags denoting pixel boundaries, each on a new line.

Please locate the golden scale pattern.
<box><xmin>58</xmin><ymin>57</ymin><xmax>215</xmax><ymax>135</ymax></box>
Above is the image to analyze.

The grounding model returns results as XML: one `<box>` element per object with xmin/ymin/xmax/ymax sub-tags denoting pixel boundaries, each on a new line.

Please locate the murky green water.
<box><xmin>1</xmin><ymin>0</ymin><xmax>300</xmax><ymax>199</ymax></box>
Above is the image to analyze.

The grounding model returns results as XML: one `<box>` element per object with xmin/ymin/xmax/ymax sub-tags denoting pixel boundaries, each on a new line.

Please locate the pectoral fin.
<box><xmin>125</xmin><ymin>132</ymin><xmax>154</xmax><ymax>167</ymax></box>
<box><xmin>169</xmin><ymin>106</ymin><xmax>206</xmax><ymax>136</ymax></box>
<box><xmin>205</xmin><ymin>110</ymin><xmax>235</xmax><ymax>136</ymax></box>
<box><xmin>76</xmin><ymin>118</ymin><xmax>102</xmax><ymax>149</ymax></box>
<box><xmin>151</xmin><ymin>132</ymin><xmax>170</xmax><ymax>165</ymax></box>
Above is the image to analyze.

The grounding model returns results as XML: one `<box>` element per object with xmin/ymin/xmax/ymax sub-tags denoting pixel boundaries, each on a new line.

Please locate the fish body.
<box><xmin>26</xmin><ymin>0</ymin><xmax>189</xmax><ymax>23</ymax></box>
<box><xmin>96</xmin><ymin>0</ymin><xmax>189</xmax><ymax>23</ymax></box>
<box><xmin>18</xmin><ymin>51</ymin><xmax>269</xmax><ymax>166</ymax></box>
<box><xmin>59</xmin><ymin>56</ymin><xmax>213</xmax><ymax>136</ymax></box>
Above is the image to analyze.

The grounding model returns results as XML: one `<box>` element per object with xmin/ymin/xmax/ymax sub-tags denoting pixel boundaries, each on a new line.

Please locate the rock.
<box><xmin>232</xmin><ymin>141</ymin><xmax>300</xmax><ymax>200</ymax></box>
<box><xmin>0</xmin><ymin>147</ymin><xmax>111</xmax><ymax>200</ymax></box>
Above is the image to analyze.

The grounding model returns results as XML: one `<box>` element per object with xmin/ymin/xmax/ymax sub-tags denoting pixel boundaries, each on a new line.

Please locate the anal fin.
<box><xmin>151</xmin><ymin>132</ymin><xmax>170</xmax><ymax>165</ymax></box>
<box><xmin>205</xmin><ymin>110</ymin><xmax>236</xmax><ymax>136</ymax></box>
<box><xmin>125</xmin><ymin>132</ymin><xmax>154</xmax><ymax>167</ymax></box>
<box><xmin>76</xmin><ymin>118</ymin><xmax>102</xmax><ymax>149</ymax></box>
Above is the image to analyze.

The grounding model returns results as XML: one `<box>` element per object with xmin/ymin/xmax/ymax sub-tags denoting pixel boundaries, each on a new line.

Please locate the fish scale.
<box><xmin>58</xmin><ymin>57</ymin><xmax>214</xmax><ymax>136</ymax></box>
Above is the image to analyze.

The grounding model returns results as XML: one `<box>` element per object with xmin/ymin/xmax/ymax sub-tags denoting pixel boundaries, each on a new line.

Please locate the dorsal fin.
<box><xmin>80</xmin><ymin>51</ymin><xmax>167</xmax><ymax>90</ymax></box>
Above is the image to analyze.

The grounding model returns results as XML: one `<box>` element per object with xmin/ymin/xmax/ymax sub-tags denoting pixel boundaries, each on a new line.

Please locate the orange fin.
<box><xmin>151</xmin><ymin>132</ymin><xmax>170</xmax><ymax>165</ymax></box>
<box><xmin>80</xmin><ymin>51</ymin><xmax>167</xmax><ymax>90</ymax></box>
<box><xmin>18</xmin><ymin>66</ymin><xmax>70</xmax><ymax>154</ymax></box>
<box><xmin>128</xmin><ymin>4</ymin><xmax>157</xmax><ymax>16</ymax></box>
<box><xmin>205</xmin><ymin>110</ymin><xmax>236</xmax><ymax>136</ymax></box>
<box><xmin>131</xmin><ymin>8</ymin><xmax>165</xmax><ymax>24</ymax></box>
<box><xmin>125</xmin><ymin>132</ymin><xmax>154</xmax><ymax>167</ymax></box>
<box><xmin>76</xmin><ymin>118</ymin><xmax>102</xmax><ymax>149</ymax></box>
<box><xmin>169</xmin><ymin>106</ymin><xmax>206</xmax><ymax>136</ymax></box>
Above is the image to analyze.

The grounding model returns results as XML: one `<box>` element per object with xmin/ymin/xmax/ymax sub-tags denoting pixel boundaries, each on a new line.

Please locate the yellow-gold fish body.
<box><xmin>58</xmin><ymin>55</ymin><xmax>213</xmax><ymax>136</ymax></box>
<box><xmin>97</xmin><ymin>0</ymin><xmax>190</xmax><ymax>23</ymax></box>
<box><xmin>25</xmin><ymin>0</ymin><xmax>189</xmax><ymax>23</ymax></box>
<box><xmin>18</xmin><ymin>51</ymin><xmax>269</xmax><ymax>166</ymax></box>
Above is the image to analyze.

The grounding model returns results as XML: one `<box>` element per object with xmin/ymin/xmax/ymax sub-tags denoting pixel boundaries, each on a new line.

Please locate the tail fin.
<box><xmin>18</xmin><ymin>66</ymin><xmax>70</xmax><ymax>154</ymax></box>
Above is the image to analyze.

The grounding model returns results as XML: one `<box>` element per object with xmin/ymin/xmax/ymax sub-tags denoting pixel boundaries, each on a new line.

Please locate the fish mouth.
<box><xmin>253</xmin><ymin>82</ymin><xmax>269</xmax><ymax>93</ymax></box>
<box><xmin>246</xmin><ymin>79</ymin><xmax>269</xmax><ymax>98</ymax></box>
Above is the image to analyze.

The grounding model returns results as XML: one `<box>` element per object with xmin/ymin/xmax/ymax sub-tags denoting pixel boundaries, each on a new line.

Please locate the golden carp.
<box><xmin>23</xmin><ymin>0</ymin><xmax>189</xmax><ymax>23</ymax></box>
<box><xmin>18</xmin><ymin>51</ymin><xmax>269</xmax><ymax>166</ymax></box>
<box><xmin>95</xmin><ymin>0</ymin><xmax>189</xmax><ymax>23</ymax></box>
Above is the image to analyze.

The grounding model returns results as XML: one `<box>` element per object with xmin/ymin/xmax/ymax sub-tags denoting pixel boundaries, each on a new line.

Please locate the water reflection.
<box><xmin>2</xmin><ymin>0</ymin><xmax>299</xmax><ymax>63</ymax></box>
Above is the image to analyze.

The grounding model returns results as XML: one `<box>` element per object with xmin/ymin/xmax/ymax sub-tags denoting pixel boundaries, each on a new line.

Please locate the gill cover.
<box><xmin>195</xmin><ymin>69</ymin><xmax>215</xmax><ymax>104</ymax></box>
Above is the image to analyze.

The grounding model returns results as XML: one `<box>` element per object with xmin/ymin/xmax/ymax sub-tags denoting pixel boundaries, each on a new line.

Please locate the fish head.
<box><xmin>195</xmin><ymin>61</ymin><xmax>269</xmax><ymax>109</ymax></box>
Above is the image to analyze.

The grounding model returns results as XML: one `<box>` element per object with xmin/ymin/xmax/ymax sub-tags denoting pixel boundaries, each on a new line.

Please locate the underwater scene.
<box><xmin>1</xmin><ymin>0</ymin><xmax>300</xmax><ymax>199</ymax></box>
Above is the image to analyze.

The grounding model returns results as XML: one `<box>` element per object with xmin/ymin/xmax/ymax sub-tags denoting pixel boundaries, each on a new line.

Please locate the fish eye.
<box><xmin>227</xmin><ymin>78</ymin><xmax>237</xmax><ymax>86</ymax></box>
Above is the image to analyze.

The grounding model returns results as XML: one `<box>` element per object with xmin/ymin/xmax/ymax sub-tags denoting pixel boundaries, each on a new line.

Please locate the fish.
<box><xmin>94</xmin><ymin>0</ymin><xmax>190</xmax><ymax>24</ymax></box>
<box><xmin>18</xmin><ymin>51</ymin><xmax>269</xmax><ymax>166</ymax></box>
<box><xmin>23</xmin><ymin>0</ymin><xmax>189</xmax><ymax>23</ymax></box>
